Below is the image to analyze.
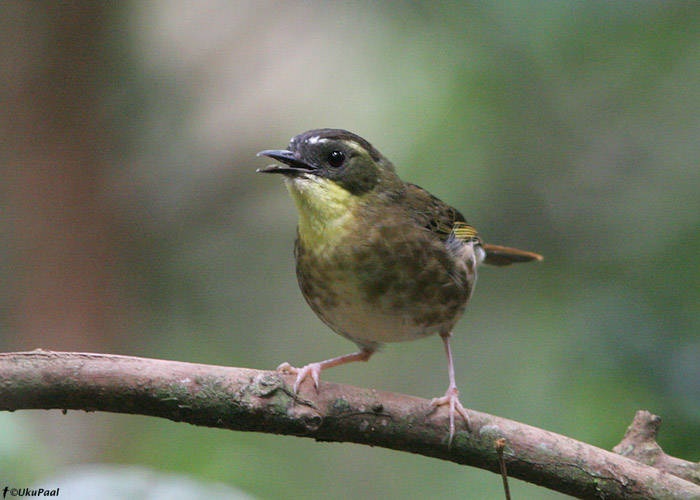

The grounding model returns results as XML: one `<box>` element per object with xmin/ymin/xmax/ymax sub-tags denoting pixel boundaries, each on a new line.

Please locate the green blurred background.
<box><xmin>2</xmin><ymin>1</ymin><xmax>699</xmax><ymax>499</ymax></box>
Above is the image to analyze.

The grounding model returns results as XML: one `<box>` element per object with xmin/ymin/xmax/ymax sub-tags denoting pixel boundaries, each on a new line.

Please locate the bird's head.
<box><xmin>257</xmin><ymin>129</ymin><xmax>399</xmax><ymax>196</ymax></box>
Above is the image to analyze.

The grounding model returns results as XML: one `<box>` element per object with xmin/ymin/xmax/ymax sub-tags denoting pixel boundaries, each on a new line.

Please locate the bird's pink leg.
<box><xmin>278</xmin><ymin>348</ymin><xmax>374</xmax><ymax>394</ymax></box>
<box><xmin>430</xmin><ymin>332</ymin><xmax>470</xmax><ymax>446</ymax></box>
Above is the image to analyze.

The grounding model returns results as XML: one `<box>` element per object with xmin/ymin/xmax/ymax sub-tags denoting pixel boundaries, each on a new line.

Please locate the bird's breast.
<box><xmin>294</xmin><ymin>214</ymin><xmax>476</xmax><ymax>345</ymax></box>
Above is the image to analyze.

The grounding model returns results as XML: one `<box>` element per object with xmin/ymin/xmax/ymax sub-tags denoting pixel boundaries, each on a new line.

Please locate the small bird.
<box><xmin>257</xmin><ymin>129</ymin><xmax>542</xmax><ymax>445</ymax></box>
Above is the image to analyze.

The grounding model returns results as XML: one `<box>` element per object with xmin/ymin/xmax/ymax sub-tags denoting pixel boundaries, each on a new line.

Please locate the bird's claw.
<box><xmin>430</xmin><ymin>386</ymin><xmax>470</xmax><ymax>447</ymax></box>
<box><xmin>277</xmin><ymin>361</ymin><xmax>322</xmax><ymax>394</ymax></box>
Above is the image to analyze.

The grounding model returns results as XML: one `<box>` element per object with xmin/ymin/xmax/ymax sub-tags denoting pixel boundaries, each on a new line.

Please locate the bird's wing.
<box><xmin>402</xmin><ymin>183</ymin><xmax>481</xmax><ymax>245</ymax></box>
<box><xmin>402</xmin><ymin>183</ymin><xmax>543</xmax><ymax>266</ymax></box>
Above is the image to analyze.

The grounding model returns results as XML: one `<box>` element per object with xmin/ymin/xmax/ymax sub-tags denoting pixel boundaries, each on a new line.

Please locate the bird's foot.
<box><xmin>277</xmin><ymin>361</ymin><xmax>322</xmax><ymax>394</ymax></box>
<box><xmin>430</xmin><ymin>385</ymin><xmax>470</xmax><ymax>447</ymax></box>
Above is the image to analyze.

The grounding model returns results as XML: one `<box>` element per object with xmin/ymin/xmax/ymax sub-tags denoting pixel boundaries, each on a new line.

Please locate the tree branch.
<box><xmin>1</xmin><ymin>350</ymin><xmax>698</xmax><ymax>500</ymax></box>
<box><xmin>613</xmin><ymin>410</ymin><xmax>700</xmax><ymax>486</ymax></box>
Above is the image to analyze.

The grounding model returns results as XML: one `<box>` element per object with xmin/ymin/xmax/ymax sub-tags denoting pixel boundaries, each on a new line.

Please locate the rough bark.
<box><xmin>1</xmin><ymin>350</ymin><xmax>699</xmax><ymax>500</ymax></box>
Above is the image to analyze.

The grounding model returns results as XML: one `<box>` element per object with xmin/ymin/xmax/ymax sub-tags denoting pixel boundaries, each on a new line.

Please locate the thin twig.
<box><xmin>495</xmin><ymin>438</ymin><xmax>512</xmax><ymax>500</ymax></box>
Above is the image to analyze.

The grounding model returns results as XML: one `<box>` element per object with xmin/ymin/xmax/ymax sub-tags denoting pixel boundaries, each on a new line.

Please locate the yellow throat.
<box><xmin>285</xmin><ymin>176</ymin><xmax>360</xmax><ymax>250</ymax></box>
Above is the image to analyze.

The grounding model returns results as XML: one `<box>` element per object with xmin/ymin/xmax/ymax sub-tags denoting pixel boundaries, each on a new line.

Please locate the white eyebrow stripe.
<box><xmin>306</xmin><ymin>136</ymin><xmax>329</xmax><ymax>145</ymax></box>
<box><xmin>345</xmin><ymin>140</ymin><xmax>365</xmax><ymax>153</ymax></box>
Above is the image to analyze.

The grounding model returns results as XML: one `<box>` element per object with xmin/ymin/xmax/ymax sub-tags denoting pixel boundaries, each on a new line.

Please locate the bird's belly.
<box><xmin>316</xmin><ymin>296</ymin><xmax>447</xmax><ymax>344</ymax></box>
<box><xmin>296</xmin><ymin>237</ymin><xmax>473</xmax><ymax>346</ymax></box>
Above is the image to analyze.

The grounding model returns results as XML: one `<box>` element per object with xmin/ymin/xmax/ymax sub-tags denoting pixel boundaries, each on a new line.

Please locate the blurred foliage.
<box><xmin>44</xmin><ymin>464</ymin><xmax>257</xmax><ymax>500</ymax></box>
<box><xmin>1</xmin><ymin>1</ymin><xmax>700</xmax><ymax>499</ymax></box>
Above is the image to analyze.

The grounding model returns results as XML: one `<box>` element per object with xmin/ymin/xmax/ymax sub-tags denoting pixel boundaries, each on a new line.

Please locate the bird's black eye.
<box><xmin>327</xmin><ymin>150</ymin><xmax>345</xmax><ymax>168</ymax></box>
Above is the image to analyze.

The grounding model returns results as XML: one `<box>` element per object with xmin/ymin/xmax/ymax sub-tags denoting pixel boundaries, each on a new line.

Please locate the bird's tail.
<box><xmin>481</xmin><ymin>244</ymin><xmax>543</xmax><ymax>266</ymax></box>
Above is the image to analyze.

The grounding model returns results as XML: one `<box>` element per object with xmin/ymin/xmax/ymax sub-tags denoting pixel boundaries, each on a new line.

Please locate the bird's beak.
<box><xmin>256</xmin><ymin>149</ymin><xmax>315</xmax><ymax>175</ymax></box>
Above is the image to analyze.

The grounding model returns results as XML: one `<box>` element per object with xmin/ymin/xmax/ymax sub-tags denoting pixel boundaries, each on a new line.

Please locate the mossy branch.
<box><xmin>1</xmin><ymin>350</ymin><xmax>698</xmax><ymax>500</ymax></box>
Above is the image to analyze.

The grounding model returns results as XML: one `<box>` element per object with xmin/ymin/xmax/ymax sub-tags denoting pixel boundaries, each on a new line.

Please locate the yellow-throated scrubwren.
<box><xmin>258</xmin><ymin>129</ymin><xmax>542</xmax><ymax>445</ymax></box>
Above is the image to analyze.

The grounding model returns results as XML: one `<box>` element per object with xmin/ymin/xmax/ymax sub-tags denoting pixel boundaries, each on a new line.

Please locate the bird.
<box><xmin>257</xmin><ymin>129</ymin><xmax>542</xmax><ymax>446</ymax></box>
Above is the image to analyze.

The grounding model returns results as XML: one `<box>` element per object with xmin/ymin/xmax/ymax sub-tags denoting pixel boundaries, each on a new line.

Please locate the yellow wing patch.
<box><xmin>429</xmin><ymin>221</ymin><xmax>480</xmax><ymax>243</ymax></box>
<box><xmin>429</xmin><ymin>220</ymin><xmax>481</xmax><ymax>245</ymax></box>
<box><xmin>451</xmin><ymin>222</ymin><xmax>480</xmax><ymax>242</ymax></box>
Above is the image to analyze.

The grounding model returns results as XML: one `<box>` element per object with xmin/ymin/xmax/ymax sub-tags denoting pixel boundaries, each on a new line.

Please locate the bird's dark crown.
<box><xmin>258</xmin><ymin>129</ymin><xmax>398</xmax><ymax>195</ymax></box>
<box><xmin>290</xmin><ymin>129</ymin><xmax>384</xmax><ymax>163</ymax></box>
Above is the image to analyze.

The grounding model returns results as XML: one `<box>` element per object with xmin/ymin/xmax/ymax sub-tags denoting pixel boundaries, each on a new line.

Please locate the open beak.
<box><xmin>256</xmin><ymin>149</ymin><xmax>315</xmax><ymax>175</ymax></box>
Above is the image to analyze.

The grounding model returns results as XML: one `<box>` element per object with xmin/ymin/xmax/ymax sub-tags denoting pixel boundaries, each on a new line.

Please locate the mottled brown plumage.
<box><xmin>293</xmin><ymin>185</ymin><xmax>474</xmax><ymax>350</ymax></box>
<box><xmin>258</xmin><ymin>129</ymin><xmax>542</xmax><ymax>446</ymax></box>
